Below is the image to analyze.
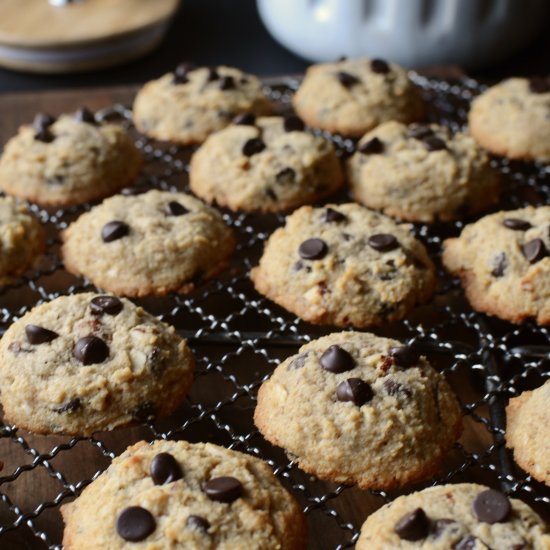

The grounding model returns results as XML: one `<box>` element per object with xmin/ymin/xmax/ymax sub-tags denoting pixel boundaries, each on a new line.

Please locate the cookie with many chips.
<box><xmin>293</xmin><ymin>57</ymin><xmax>424</xmax><ymax>137</ymax></box>
<box><xmin>356</xmin><ymin>483</ymin><xmax>550</xmax><ymax>549</ymax></box>
<box><xmin>251</xmin><ymin>203</ymin><xmax>436</xmax><ymax>327</ymax></box>
<box><xmin>61</xmin><ymin>439</ymin><xmax>307</xmax><ymax>549</ymax></box>
<box><xmin>443</xmin><ymin>206</ymin><xmax>550</xmax><ymax>324</ymax></box>
<box><xmin>254</xmin><ymin>331</ymin><xmax>462</xmax><ymax>489</ymax></box>
<box><xmin>62</xmin><ymin>190</ymin><xmax>235</xmax><ymax>297</ymax></box>
<box><xmin>190</xmin><ymin>115</ymin><xmax>344</xmax><ymax>212</ymax></box>
<box><xmin>133</xmin><ymin>64</ymin><xmax>272</xmax><ymax>144</ymax></box>
<box><xmin>347</xmin><ymin>121</ymin><xmax>500</xmax><ymax>222</ymax></box>
<box><xmin>0</xmin><ymin>293</ymin><xmax>194</xmax><ymax>435</ymax></box>
<box><xmin>0</xmin><ymin>109</ymin><xmax>142</xmax><ymax>207</ymax></box>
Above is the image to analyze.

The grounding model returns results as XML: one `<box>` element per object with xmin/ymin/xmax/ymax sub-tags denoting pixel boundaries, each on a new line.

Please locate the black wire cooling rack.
<box><xmin>0</xmin><ymin>74</ymin><xmax>549</xmax><ymax>549</ymax></box>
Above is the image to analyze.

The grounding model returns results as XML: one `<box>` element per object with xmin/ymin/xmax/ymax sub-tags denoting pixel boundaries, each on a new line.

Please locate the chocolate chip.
<box><xmin>431</xmin><ymin>518</ymin><xmax>456</xmax><ymax>538</ymax></box>
<box><xmin>383</xmin><ymin>379</ymin><xmax>412</xmax><ymax>397</ymax></box>
<box><xmin>35</xmin><ymin>127</ymin><xmax>55</xmax><ymax>143</ymax></box>
<box><xmin>219</xmin><ymin>75</ymin><xmax>235</xmax><ymax>90</ymax></box>
<box><xmin>54</xmin><ymin>398</ymin><xmax>81</xmax><ymax>414</ymax></box>
<box><xmin>116</xmin><ymin>506</ymin><xmax>156</xmax><ymax>542</ymax></box>
<box><xmin>323</xmin><ymin>208</ymin><xmax>347</xmax><ymax>223</ymax></box>
<box><xmin>336</xmin><ymin>378</ymin><xmax>373</xmax><ymax>406</ymax></box>
<box><xmin>90</xmin><ymin>296</ymin><xmax>123</xmax><ymax>316</ymax></box>
<box><xmin>371</xmin><ymin>58</ymin><xmax>390</xmax><ymax>74</ymax></box>
<box><xmin>288</xmin><ymin>353</ymin><xmax>307</xmax><ymax>370</ymax></box>
<box><xmin>294</xmin><ymin>261</ymin><xmax>311</xmax><ymax>273</ymax></box>
<box><xmin>74</xmin><ymin>107</ymin><xmax>96</xmax><ymax>124</ymax></box>
<box><xmin>275</xmin><ymin>167</ymin><xmax>296</xmax><ymax>185</ymax></box>
<box><xmin>207</xmin><ymin>67</ymin><xmax>220</xmax><ymax>81</ymax></box>
<box><xmin>502</xmin><ymin>218</ymin><xmax>532</xmax><ymax>231</ymax></box>
<box><xmin>187</xmin><ymin>515</ymin><xmax>210</xmax><ymax>531</ymax></box>
<box><xmin>283</xmin><ymin>115</ymin><xmax>305</xmax><ymax>132</ymax></box>
<box><xmin>358</xmin><ymin>137</ymin><xmax>384</xmax><ymax>154</ymax></box>
<box><xmin>423</xmin><ymin>136</ymin><xmax>447</xmax><ymax>151</ymax></box>
<box><xmin>394</xmin><ymin>508</ymin><xmax>430</xmax><ymax>541</ymax></box>
<box><xmin>173</xmin><ymin>62</ymin><xmax>195</xmax><ymax>84</ymax></box>
<box><xmin>471</xmin><ymin>489</ymin><xmax>510</xmax><ymax>524</ymax></box>
<box><xmin>242</xmin><ymin>137</ymin><xmax>266</xmax><ymax>157</ymax></box>
<box><xmin>233</xmin><ymin>112</ymin><xmax>256</xmax><ymax>126</ymax></box>
<box><xmin>25</xmin><ymin>324</ymin><xmax>59</xmax><ymax>345</ymax></box>
<box><xmin>298</xmin><ymin>238</ymin><xmax>328</xmax><ymax>260</ymax></box>
<box><xmin>164</xmin><ymin>201</ymin><xmax>189</xmax><ymax>216</ymax></box>
<box><xmin>33</xmin><ymin>113</ymin><xmax>55</xmax><ymax>131</ymax></box>
<box><xmin>204</xmin><ymin>476</ymin><xmax>243</xmax><ymax>503</ymax></box>
<box><xmin>73</xmin><ymin>336</ymin><xmax>109</xmax><ymax>365</ymax></box>
<box><xmin>336</xmin><ymin>71</ymin><xmax>360</xmax><ymax>88</ymax></box>
<box><xmin>529</xmin><ymin>76</ymin><xmax>550</xmax><ymax>94</ymax></box>
<box><xmin>131</xmin><ymin>402</ymin><xmax>156</xmax><ymax>422</ymax></box>
<box><xmin>522</xmin><ymin>238</ymin><xmax>548</xmax><ymax>263</ymax></box>
<box><xmin>101</xmin><ymin>221</ymin><xmax>129</xmax><ymax>242</ymax></box>
<box><xmin>150</xmin><ymin>452</ymin><xmax>183</xmax><ymax>485</ymax></box>
<box><xmin>368</xmin><ymin>233</ymin><xmax>399</xmax><ymax>252</ymax></box>
<box><xmin>453</xmin><ymin>535</ymin><xmax>478</xmax><ymax>550</ymax></box>
<box><xmin>491</xmin><ymin>252</ymin><xmax>507</xmax><ymax>277</ymax></box>
<box><xmin>408</xmin><ymin>125</ymin><xmax>434</xmax><ymax>140</ymax></box>
<box><xmin>320</xmin><ymin>345</ymin><xmax>355</xmax><ymax>373</ymax></box>
<box><xmin>390</xmin><ymin>345</ymin><xmax>420</xmax><ymax>368</ymax></box>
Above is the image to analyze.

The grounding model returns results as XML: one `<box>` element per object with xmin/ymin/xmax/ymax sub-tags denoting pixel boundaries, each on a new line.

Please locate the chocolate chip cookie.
<box><xmin>0</xmin><ymin>196</ymin><xmax>45</xmax><ymax>284</ymax></box>
<box><xmin>61</xmin><ymin>190</ymin><xmax>235</xmax><ymax>297</ymax></box>
<box><xmin>0</xmin><ymin>293</ymin><xmax>194</xmax><ymax>435</ymax></box>
<box><xmin>133</xmin><ymin>64</ymin><xmax>272</xmax><ymax>145</ymax></box>
<box><xmin>443</xmin><ymin>206</ymin><xmax>550</xmax><ymax>324</ymax></box>
<box><xmin>254</xmin><ymin>331</ymin><xmax>462</xmax><ymax>490</ymax></box>
<box><xmin>250</xmin><ymin>203</ymin><xmax>437</xmax><ymax>327</ymax></box>
<box><xmin>189</xmin><ymin>115</ymin><xmax>344</xmax><ymax>212</ymax></box>
<box><xmin>506</xmin><ymin>380</ymin><xmax>550</xmax><ymax>487</ymax></box>
<box><xmin>61</xmin><ymin>439</ymin><xmax>307</xmax><ymax>549</ymax></box>
<box><xmin>356</xmin><ymin>483</ymin><xmax>550</xmax><ymax>549</ymax></box>
<box><xmin>347</xmin><ymin>121</ymin><xmax>500</xmax><ymax>222</ymax></box>
<box><xmin>0</xmin><ymin>109</ymin><xmax>142</xmax><ymax>207</ymax></box>
<box><xmin>469</xmin><ymin>77</ymin><xmax>550</xmax><ymax>161</ymax></box>
<box><xmin>293</xmin><ymin>57</ymin><xmax>424</xmax><ymax>137</ymax></box>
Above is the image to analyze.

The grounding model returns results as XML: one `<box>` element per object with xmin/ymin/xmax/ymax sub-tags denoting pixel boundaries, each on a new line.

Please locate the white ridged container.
<box><xmin>257</xmin><ymin>0</ymin><xmax>549</xmax><ymax>68</ymax></box>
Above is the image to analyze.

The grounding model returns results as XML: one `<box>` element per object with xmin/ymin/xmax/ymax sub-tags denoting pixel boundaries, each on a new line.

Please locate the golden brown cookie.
<box><xmin>469</xmin><ymin>77</ymin><xmax>550</xmax><ymax>161</ymax></box>
<box><xmin>347</xmin><ymin>121</ymin><xmax>500</xmax><ymax>222</ymax></box>
<box><xmin>133</xmin><ymin>64</ymin><xmax>272</xmax><ymax>144</ymax></box>
<box><xmin>251</xmin><ymin>203</ymin><xmax>436</xmax><ymax>328</ymax></box>
<box><xmin>189</xmin><ymin>115</ymin><xmax>343</xmax><ymax>212</ymax></box>
<box><xmin>254</xmin><ymin>331</ymin><xmax>462</xmax><ymax>490</ymax></box>
<box><xmin>506</xmin><ymin>380</ymin><xmax>550</xmax><ymax>487</ymax></box>
<box><xmin>356</xmin><ymin>483</ymin><xmax>550</xmax><ymax>549</ymax></box>
<box><xmin>0</xmin><ymin>109</ymin><xmax>142</xmax><ymax>207</ymax></box>
<box><xmin>0</xmin><ymin>196</ymin><xmax>45</xmax><ymax>284</ymax></box>
<box><xmin>61</xmin><ymin>190</ymin><xmax>235</xmax><ymax>297</ymax></box>
<box><xmin>443</xmin><ymin>206</ymin><xmax>550</xmax><ymax>324</ymax></box>
<box><xmin>293</xmin><ymin>57</ymin><xmax>424</xmax><ymax>137</ymax></box>
<box><xmin>62</xmin><ymin>439</ymin><xmax>307</xmax><ymax>549</ymax></box>
<box><xmin>0</xmin><ymin>293</ymin><xmax>194</xmax><ymax>436</ymax></box>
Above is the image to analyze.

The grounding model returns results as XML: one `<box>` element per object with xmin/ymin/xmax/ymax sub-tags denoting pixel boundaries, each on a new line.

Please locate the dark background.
<box><xmin>0</xmin><ymin>0</ymin><xmax>549</xmax><ymax>93</ymax></box>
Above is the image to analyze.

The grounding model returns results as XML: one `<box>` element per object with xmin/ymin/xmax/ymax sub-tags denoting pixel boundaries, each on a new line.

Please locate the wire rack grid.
<box><xmin>0</xmin><ymin>74</ymin><xmax>549</xmax><ymax>549</ymax></box>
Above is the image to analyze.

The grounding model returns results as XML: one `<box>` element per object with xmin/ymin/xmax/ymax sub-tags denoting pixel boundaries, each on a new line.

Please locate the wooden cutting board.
<box><xmin>0</xmin><ymin>0</ymin><xmax>180</xmax><ymax>73</ymax></box>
